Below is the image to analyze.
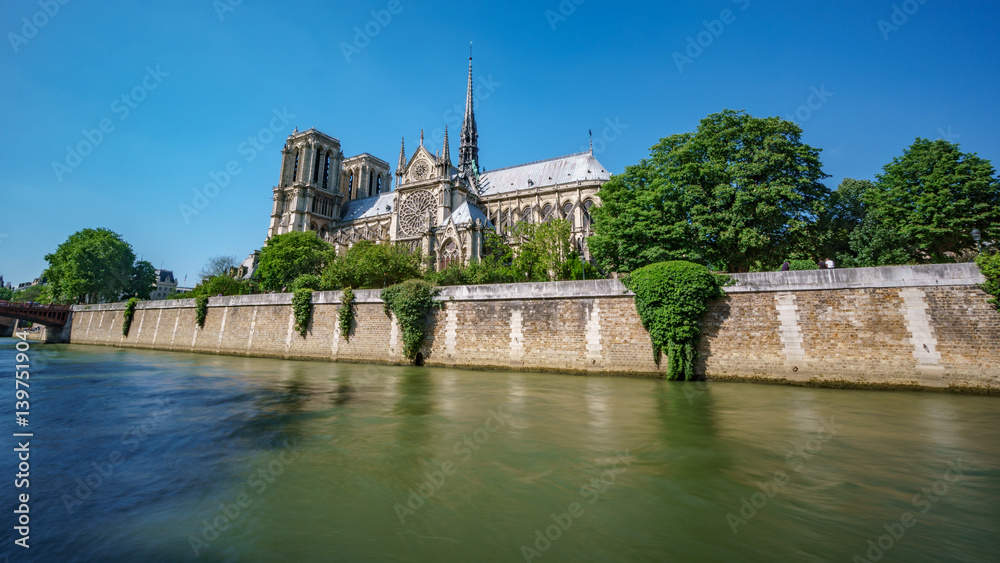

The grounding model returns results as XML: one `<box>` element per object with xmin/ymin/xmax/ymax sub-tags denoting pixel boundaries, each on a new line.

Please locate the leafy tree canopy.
<box><xmin>255</xmin><ymin>231</ymin><xmax>333</xmax><ymax>292</ymax></box>
<box><xmin>866</xmin><ymin>138</ymin><xmax>999</xmax><ymax>262</ymax></box>
<box><xmin>43</xmin><ymin>228</ymin><xmax>155</xmax><ymax>303</ymax></box>
<box><xmin>0</xmin><ymin>286</ymin><xmax>13</xmax><ymax>301</ymax></box>
<box><xmin>590</xmin><ymin>109</ymin><xmax>830</xmax><ymax>273</ymax></box>
<box><xmin>321</xmin><ymin>240</ymin><xmax>422</xmax><ymax>290</ymax></box>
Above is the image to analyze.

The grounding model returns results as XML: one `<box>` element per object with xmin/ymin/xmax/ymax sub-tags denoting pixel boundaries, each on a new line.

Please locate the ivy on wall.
<box><xmin>976</xmin><ymin>252</ymin><xmax>1000</xmax><ymax>311</ymax></box>
<box><xmin>195</xmin><ymin>295</ymin><xmax>209</xmax><ymax>328</ymax></box>
<box><xmin>293</xmin><ymin>288</ymin><xmax>313</xmax><ymax>337</ymax></box>
<box><xmin>338</xmin><ymin>287</ymin><xmax>355</xmax><ymax>341</ymax></box>
<box><xmin>381</xmin><ymin>280</ymin><xmax>442</xmax><ymax>360</ymax></box>
<box><xmin>122</xmin><ymin>297</ymin><xmax>138</xmax><ymax>337</ymax></box>
<box><xmin>623</xmin><ymin>261</ymin><xmax>729</xmax><ymax>380</ymax></box>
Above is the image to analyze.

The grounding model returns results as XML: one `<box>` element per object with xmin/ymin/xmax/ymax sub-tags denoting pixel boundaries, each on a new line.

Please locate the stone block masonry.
<box><xmin>66</xmin><ymin>264</ymin><xmax>1000</xmax><ymax>392</ymax></box>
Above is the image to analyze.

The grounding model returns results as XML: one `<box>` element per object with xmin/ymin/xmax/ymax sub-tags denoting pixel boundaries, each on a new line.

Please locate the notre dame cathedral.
<box><xmin>265</xmin><ymin>53</ymin><xmax>610</xmax><ymax>270</ymax></box>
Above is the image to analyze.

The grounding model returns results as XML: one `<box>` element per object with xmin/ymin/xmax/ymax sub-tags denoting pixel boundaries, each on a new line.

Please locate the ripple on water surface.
<box><xmin>1</xmin><ymin>339</ymin><xmax>997</xmax><ymax>562</ymax></box>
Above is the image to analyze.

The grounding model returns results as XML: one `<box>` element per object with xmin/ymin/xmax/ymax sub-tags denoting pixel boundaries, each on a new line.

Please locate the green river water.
<box><xmin>1</xmin><ymin>339</ymin><xmax>997</xmax><ymax>562</ymax></box>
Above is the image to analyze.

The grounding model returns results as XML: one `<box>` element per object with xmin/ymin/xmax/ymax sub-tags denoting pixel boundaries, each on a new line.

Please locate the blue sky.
<box><xmin>1</xmin><ymin>0</ymin><xmax>998</xmax><ymax>286</ymax></box>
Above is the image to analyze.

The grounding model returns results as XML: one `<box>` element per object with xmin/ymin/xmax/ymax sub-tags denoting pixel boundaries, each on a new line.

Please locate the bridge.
<box><xmin>0</xmin><ymin>301</ymin><xmax>72</xmax><ymax>327</ymax></box>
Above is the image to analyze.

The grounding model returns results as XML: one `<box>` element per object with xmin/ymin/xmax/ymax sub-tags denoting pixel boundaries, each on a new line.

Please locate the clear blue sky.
<box><xmin>2</xmin><ymin>0</ymin><xmax>998</xmax><ymax>286</ymax></box>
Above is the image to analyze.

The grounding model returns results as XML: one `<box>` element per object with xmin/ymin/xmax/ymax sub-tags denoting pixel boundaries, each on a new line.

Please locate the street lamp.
<box><xmin>972</xmin><ymin>229</ymin><xmax>982</xmax><ymax>254</ymax></box>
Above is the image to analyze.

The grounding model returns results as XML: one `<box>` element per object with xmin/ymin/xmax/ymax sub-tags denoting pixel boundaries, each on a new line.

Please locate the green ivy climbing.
<box><xmin>195</xmin><ymin>295</ymin><xmax>209</xmax><ymax>328</ymax></box>
<box><xmin>623</xmin><ymin>261</ymin><xmax>729</xmax><ymax>380</ymax></box>
<box><xmin>293</xmin><ymin>288</ymin><xmax>313</xmax><ymax>337</ymax></box>
<box><xmin>338</xmin><ymin>287</ymin><xmax>355</xmax><ymax>341</ymax></box>
<box><xmin>976</xmin><ymin>251</ymin><xmax>1000</xmax><ymax>311</ymax></box>
<box><xmin>122</xmin><ymin>297</ymin><xmax>138</xmax><ymax>337</ymax></box>
<box><xmin>381</xmin><ymin>279</ymin><xmax>443</xmax><ymax>360</ymax></box>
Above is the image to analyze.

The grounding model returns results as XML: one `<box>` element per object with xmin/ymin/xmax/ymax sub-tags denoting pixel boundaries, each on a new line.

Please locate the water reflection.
<box><xmin>5</xmin><ymin>340</ymin><xmax>998</xmax><ymax>563</ymax></box>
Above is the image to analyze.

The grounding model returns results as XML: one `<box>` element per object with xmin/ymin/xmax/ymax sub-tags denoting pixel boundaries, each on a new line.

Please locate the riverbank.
<box><xmin>65</xmin><ymin>264</ymin><xmax>999</xmax><ymax>393</ymax></box>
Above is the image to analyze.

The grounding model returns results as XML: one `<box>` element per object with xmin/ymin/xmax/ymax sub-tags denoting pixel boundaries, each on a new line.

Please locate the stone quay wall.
<box><xmin>66</xmin><ymin>264</ymin><xmax>1000</xmax><ymax>391</ymax></box>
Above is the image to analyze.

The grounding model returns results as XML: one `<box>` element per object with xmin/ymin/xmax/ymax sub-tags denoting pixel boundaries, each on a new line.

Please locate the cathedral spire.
<box><xmin>459</xmin><ymin>44</ymin><xmax>479</xmax><ymax>176</ymax></box>
<box><xmin>396</xmin><ymin>137</ymin><xmax>406</xmax><ymax>175</ymax></box>
<box><xmin>442</xmin><ymin>126</ymin><xmax>451</xmax><ymax>164</ymax></box>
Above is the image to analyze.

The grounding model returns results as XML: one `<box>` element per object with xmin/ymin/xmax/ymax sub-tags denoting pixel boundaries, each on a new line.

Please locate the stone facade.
<box><xmin>67</xmin><ymin>264</ymin><xmax>1000</xmax><ymax>392</ymax></box>
<box><xmin>264</xmin><ymin>53</ymin><xmax>608</xmax><ymax>268</ymax></box>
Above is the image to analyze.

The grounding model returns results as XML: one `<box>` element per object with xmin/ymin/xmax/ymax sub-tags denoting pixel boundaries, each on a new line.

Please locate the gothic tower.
<box><xmin>458</xmin><ymin>47</ymin><xmax>479</xmax><ymax>177</ymax></box>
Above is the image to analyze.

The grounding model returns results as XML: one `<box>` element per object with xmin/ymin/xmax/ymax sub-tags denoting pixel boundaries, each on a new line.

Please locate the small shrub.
<box><xmin>338</xmin><ymin>287</ymin><xmax>355</xmax><ymax>340</ymax></box>
<box><xmin>122</xmin><ymin>297</ymin><xmax>138</xmax><ymax>337</ymax></box>
<box><xmin>293</xmin><ymin>288</ymin><xmax>314</xmax><ymax>337</ymax></box>
<box><xmin>787</xmin><ymin>260</ymin><xmax>819</xmax><ymax>271</ymax></box>
<box><xmin>195</xmin><ymin>295</ymin><xmax>209</xmax><ymax>328</ymax></box>
<box><xmin>292</xmin><ymin>274</ymin><xmax>325</xmax><ymax>291</ymax></box>
<box><xmin>381</xmin><ymin>279</ymin><xmax>443</xmax><ymax>360</ymax></box>
<box><xmin>623</xmin><ymin>261</ymin><xmax>729</xmax><ymax>380</ymax></box>
<box><xmin>976</xmin><ymin>251</ymin><xmax>1000</xmax><ymax>311</ymax></box>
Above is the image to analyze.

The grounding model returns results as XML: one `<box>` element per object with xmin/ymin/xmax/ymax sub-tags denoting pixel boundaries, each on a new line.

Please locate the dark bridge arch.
<box><xmin>0</xmin><ymin>302</ymin><xmax>71</xmax><ymax>327</ymax></box>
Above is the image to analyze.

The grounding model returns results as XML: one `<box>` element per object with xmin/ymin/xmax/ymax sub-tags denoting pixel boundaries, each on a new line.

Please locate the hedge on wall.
<box><xmin>338</xmin><ymin>287</ymin><xmax>355</xmax><ymax>341</ymax></box>
<box><xmin>623</xmin><ymin>261</ymin><xmax>729</xmax><ymax>380</ymax></box>
<box><xmin>381</xmin><ymin>279</ymin><xmax>442</xmax><ymax>360</ymax></box>
<box><xmin>788</xmin><ymin>259</ymin><xmax>819</xmax><ymax>271</ymax></box>
<box><xmin>122</xmin><ymin>297</ymin><xmax>138</xmax><ymax>337</ymax></box>
<box><xmin>195</xmin><ymin>295</ymin><xmax>209</xmax><ymax>328</ymax></box>
<box><xmin>976</xmin><ymin>251</ymin><xmax>1000</xmax><ymax>310</ymax></box>
<box><xmin>293</xmin><ymin>288</ymin><xmax>313</xmax><ymax>337</ymax></box>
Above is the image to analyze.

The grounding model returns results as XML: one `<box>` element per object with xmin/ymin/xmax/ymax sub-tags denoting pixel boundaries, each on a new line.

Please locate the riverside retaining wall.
<box><xmin>66</xmin><ymin>264</ymin><xmax>1000</xmax><ymax>391</ymax></box>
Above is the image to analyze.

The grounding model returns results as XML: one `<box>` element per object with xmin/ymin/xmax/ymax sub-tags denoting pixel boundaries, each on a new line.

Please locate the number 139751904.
<box><xmin>14</xmin><ymin>332</ymin><xmax>30</xmax><ymax>427</ymax></box>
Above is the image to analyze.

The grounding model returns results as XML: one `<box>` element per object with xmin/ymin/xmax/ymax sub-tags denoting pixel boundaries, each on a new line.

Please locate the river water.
<box><xmin>1</xmin><ymin>338</ymin><xmax>998</xmax><ymax>562</ymax></box>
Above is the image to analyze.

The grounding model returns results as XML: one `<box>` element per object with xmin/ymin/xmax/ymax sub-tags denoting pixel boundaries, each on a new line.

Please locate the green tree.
<box><xmin>0</xmin><ymin>286</ymin><xmax>13</xmax><ymax>300</ymax></box>
<box><xmin>817</xmin><ymin>178</ymin><xmax>871</xmax><ymax>261</ymax></box>
<box><xmin>589</xmin><ymin>150</ymin><xmax>695</xmax><ymax>273</ymax></box>
<box><xmin>173</xmin><ymin>275</ymin><xmax>252</xmax><ymax>298</ymax></box>
<box><xmin>255</xmin><ymin>231</ymin><xmax>333</xmax><ymax>292</ymax></box>
<box><xmin>591</xmin><ymin>110</ymin><xmax>830</xmax><ymax>273</ymax></box>
<box><xmin>321</xmin><ymin>241</ymin><xmax>421</xmax><ymax>290</ymax></box>
<box><xmin>866</xmin><ymin>138</ymin><xmax>999</xmax><ymax>262</ymax></box>
<box><xmin>510</xmin><ymin>219</ymin><xmax>575</xmax><ymax>282</ymax></box>
<box><xmin>10</xmin><ymin>285</ymin><xmax>48</xmax><ymax>303</ymax></box>
<box><xmin>43</xmin><ymin>228</ymin><xmax>156</xmax><ymax>303</ymax></box>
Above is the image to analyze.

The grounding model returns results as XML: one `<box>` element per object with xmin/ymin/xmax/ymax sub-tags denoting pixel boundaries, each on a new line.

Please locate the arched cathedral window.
<box><xmin>563</xmin><ymin>202</ymin><xmax>575</xmax><ymax>229</ymax></box>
